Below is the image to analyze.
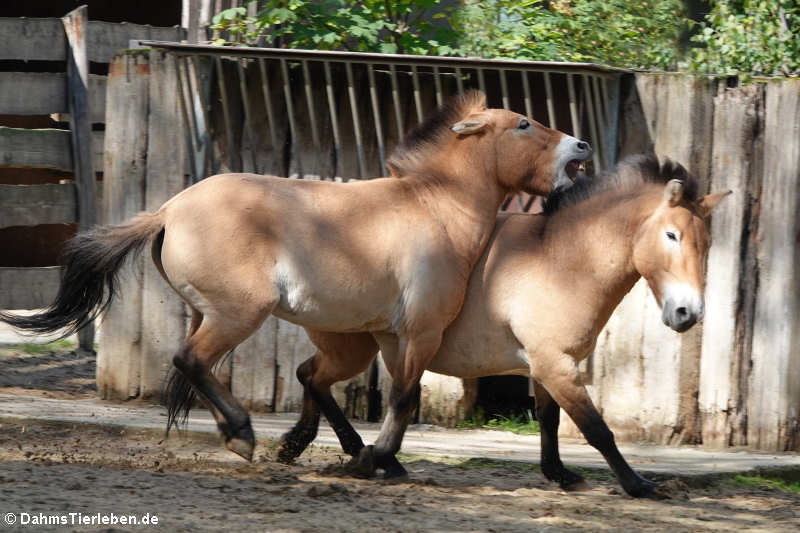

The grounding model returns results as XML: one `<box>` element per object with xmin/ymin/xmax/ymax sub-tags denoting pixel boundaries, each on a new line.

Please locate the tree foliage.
<box><xmin>211</xmin><ymin>0</ymin><xmax>687</xmax><ymax>68</ymax></box>
<box><xmin>210</xmin><ymin>1</ymin><xmax>799</xmax><ymax>76</ymax></box>
<box><xmin>452</xmin><ymin>0</ymin><xmax>687</xmax><ymax>69</ymax></box>
<box><xmin>688</xmin><ymin>0</ymin><xmax>799</xmax><ymax>77</ymax></box>
<box><xmin>210</xmin><ymin>0</ymin><xmax>459</xmax><ymax>55</ymax></box>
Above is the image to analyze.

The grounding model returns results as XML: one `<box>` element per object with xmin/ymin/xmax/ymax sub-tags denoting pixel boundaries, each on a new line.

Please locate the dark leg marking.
<box><xmin>533</xmin><ymin>382</ymin><xmax>587</xmax><ymax>491</ymax></box>
<box><xmin>572</xmin><ymin>405</ymin><xmax>657</xmax><ymax>498</ymax></box>
<box><xmin>349</xmin><ymin>383</ymin><xmax>420</xmax><ymax>479</ymax></box>
<box><xmin>171</xmin><ymin>349</ymin><xmax>255</xmax><ymax>461</ymax></box>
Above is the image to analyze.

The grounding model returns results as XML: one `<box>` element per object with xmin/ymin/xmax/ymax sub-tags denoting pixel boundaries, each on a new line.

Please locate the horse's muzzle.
<box><xmin>661</xmin><ymin>294</ymin><xmax>703</xmax><ymax>332</ymax></box>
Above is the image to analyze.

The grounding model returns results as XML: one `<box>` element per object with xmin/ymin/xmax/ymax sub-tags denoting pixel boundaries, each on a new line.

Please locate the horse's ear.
<box><xmin>386</xmin><ymin>162</ymin><xmax>402</xmax><ymax>178</ymax></box>
<box><xmin>664</xmin><ymin>179</ymin><xmax>684</xmax><ymax>206</ymax></box>
<box><xmin>451</xmin><ymin>112</ymin><xmax>489</xmax><ymax>135</ymax></box>
<box><xmin>698</xmin><ymin>189</ymin><xmax>732</xmax><ymax>217</ymax></box>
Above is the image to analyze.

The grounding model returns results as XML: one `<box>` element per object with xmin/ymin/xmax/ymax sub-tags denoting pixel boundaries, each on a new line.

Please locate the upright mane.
<box><xmin>387</xmin><ymin>90</ymin><xmax>486</xmax><ymax>176</ymax></box>
<box><xmin>542</xmin><ymin>154</ymin><xmax>700</xmax><ymax>215</ymax></box>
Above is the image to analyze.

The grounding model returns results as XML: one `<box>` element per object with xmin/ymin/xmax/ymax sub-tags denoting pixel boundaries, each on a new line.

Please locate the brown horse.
<box><xmin>0</xmin><ymin>91</ymin><xmax>591</xmax><ymax>462</ymax></box>
<box><xmin>281</xmin><ymin>155</ymin><xmax>730</xmax><ymax>497</ymax></box>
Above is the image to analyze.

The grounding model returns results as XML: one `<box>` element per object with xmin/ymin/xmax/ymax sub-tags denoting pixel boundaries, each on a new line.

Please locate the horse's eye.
<box><xmin>666</xmin><ymin>231</ymin><xmax>677</xmax><ymax>242</ymax></box>
<box><xmin>518</xmin><ymin>118</ymin><xmax>530</xmax><ymax>130</ymax></box>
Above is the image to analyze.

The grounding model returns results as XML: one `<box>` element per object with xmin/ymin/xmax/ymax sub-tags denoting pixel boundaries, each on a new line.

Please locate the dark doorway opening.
<box><xmin>475</xmin><ymin>375</ymin><xmax>535</xmax><ymax>420</ymax></box>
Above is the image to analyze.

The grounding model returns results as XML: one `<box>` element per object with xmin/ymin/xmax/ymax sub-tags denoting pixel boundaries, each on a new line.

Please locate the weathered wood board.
<box><xmin>0</xmin><ymin>267</ymin><xmax>61</xmax><ymax>310</ymax></box>
<box><xmin>0</xmin><ymin>73</ymin><xmax>106</xmax><ymax>123</ymax></box>
<box><xmin>698</xmin><ymin>85</ymin><xmax>763</xmax><ymax>448</ymax></box>
<box><xmin>139</xmin><ymin>50</ymin><xmax>189</xmax><ymax>400</ymax></box>
<box><xmin>0</xmin><ymin>127</ymin><xmax>104</xmax><ymax>172</ymax></box>
<box><xmin>96</xmin><ymin>52</ymin><xmax>151</xmax><ymax>401</ymax></box>
<box><xmin>749</xmin><ymin>80</ymin><xmax>800</xmax><ymax>451</ymax></box>
<box><xmin>0</xmin><ymin>17</ymin><xmax>181</xmax><ymax>63</ymax></box>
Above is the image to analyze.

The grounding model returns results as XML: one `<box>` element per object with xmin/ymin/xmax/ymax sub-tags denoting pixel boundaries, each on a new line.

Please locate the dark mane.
<box><xmin>387</xmin><ymin>90</ymin><xmax>486</xmax><ymax>175</ymax></box>
<box><xmin>542</xmin><ymin>154</ymin><xmax>700</xmax><ymax>215</ymax></box>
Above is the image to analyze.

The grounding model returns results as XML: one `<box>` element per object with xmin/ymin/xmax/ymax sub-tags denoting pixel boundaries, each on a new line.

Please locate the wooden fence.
<box><xmin>97</xmin><ymin>46</ymin><xmax>622</xmax><ymax>418</ymax></box>
<box><xmin>559</xmin><ymin>74</ymin><xmax>800</xmax><ymax>452</ymax></box>
<box><xmin>0</xmin><ymin>8</ymin><xmax>183</xmax><ymax>352</ymax></box>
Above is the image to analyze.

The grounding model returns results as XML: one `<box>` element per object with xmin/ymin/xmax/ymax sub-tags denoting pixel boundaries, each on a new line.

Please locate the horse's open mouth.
<box><xmin>565</xmin><ymin>159</ymin><xmax>586</xmax><ymax>180</ymax></box>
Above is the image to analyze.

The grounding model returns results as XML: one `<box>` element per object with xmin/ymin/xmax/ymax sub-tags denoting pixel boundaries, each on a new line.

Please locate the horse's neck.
<box><xmin>408</xmin><ymin>167</ymin><xmax>508</xmax><ymax>263</ymax></box>
<box><xmin>546</xmin><ymin>193</ymin><xmax>653</xmax><ymax>314</ymax></box>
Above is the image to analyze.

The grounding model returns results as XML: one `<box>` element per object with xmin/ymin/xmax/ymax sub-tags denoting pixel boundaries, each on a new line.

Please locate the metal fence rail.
<box><xmin>135</xmin><ymin>41</ymin><xmax>624</xmax><ymax>204</ymax></box>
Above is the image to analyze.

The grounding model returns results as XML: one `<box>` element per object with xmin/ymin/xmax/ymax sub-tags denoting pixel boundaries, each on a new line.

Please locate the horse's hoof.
<box><xmin>559</xmin><ymin>468</ymin><xmax>589</xmax><ymax>492</ymax></box>
<box><xmin>625</xmin><ymin>477</ymin><xmax>659</xmax><ymax>498</ymax></box>
<box><xmin>225</xmin><ymin>423</ymin><xmax>256</xmax><ymax>462</ymax></box>
<box><xmin>561</xmin><ymin>478</ymin><xmax>591</xmax><ymax>492</ymax></box>
<box><xmin>226</xmin><ymin>436</ymin><xmax>255</xmax><ymax>461</ymax></box>
<box><xmin>377</xmin><ymin>453</ymin><xmax>408</xmax><ymax>479</ymax></box>
<box><xmin>345</xmin><ymin>445</ymin><xmax>376</xmax><ymax>478</ymax></box>
<box><xmin>276</xmin><ymin>443</ymin><xmax>298</xmax><ymax>464</ymax></box>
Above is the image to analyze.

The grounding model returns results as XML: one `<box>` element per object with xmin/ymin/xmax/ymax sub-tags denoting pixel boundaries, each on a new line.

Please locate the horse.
<box><xmin>0</xmin><ymin>90</ymin><xmax>592</xmax><ymax>462</ymax></box>
<box><xmin>279</xmin><ymin>154</ymin><xmax>730</xmax><ymax>498</ymax></box>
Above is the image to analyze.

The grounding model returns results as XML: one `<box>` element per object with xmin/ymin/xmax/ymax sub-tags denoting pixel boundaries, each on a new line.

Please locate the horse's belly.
<box><xmin>270</xmin><ymin>265</ymin><xmax>396</xmax><ymax>332</ymax></box>
<box><xmin>428</xmin><ymin>333</ymin><xmax>529</xmax><ymax>378</ymax></box>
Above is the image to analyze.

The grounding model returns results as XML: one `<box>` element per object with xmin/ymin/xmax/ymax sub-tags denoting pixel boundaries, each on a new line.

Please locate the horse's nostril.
<box><xmin>577</xmin><ymin>141</ymin><xmax>589</xmax><ymax>151</ymax></box>
<box><xmin>675</xmin><ymin>306</ymin><xmax>688</xmax><ymax>318</ymax></box>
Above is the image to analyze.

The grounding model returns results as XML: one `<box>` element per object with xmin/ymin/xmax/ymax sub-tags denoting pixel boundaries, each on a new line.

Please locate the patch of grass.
<box><xmin>455</xmin><ymin>457</ymin><xmax>540</xmax><ymax>473</ymax></box>
<box><xmin>457</xmin><ymin>408</ymin><xmax>540</xmax><ymax>435</ymax></box>
<box><xmin>6</xmin><ymin>339</ymin><xmax>76</xmax><ymax>354</ymax></box>
<box><xmin>731</xmin><ymin>474</ymin><xmax>800</xmax><ymax>493</ymax></box>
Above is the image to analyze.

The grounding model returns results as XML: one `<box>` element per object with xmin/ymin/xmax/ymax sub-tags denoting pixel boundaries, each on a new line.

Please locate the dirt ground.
<box><xmin>1</xmin><ymin>345</ymin><xmax>799</xmax><ymax>532</ymax></box>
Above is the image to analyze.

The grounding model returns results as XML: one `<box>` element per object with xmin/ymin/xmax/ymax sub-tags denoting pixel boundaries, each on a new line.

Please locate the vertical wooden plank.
<box><xmin>274</xmin><ymin>320</ymin><xmax>316</xmax><ymax>412</ymax></box>
<box><xmin>749</xmin><ymin>79</ymin><xmax>800</xmax><ymax>451</ymax></box>
<box><xmin>96</xmin><ymin>52</ymin><xmax>150</xmax><ymax>401</ymax></box>
<box><xmin>543</xmin><ymin>72</ymin><xmax>557</xmax><ymax>130</ymax></box>
<box><xmin>231</xmin><ymin>317</ymin><xmax>277</xmax><ymax>411</ymax></box>
<box><xmin>389</xmin><ymin>64</ymin><xmax>404</xmax><ymax>140</ymax></box>
<box><xmin>62</xmin><ymin>6</ymin><xmax>96</xmax><ymax>354</ymax></box>
<box><xmin>699</xmin><ymin>85</ymin><xmax>762</xmax><ymax>448</ymax></box>
<box><xmin>139</xmin><ymin>50</ymin><xmax>189</xmax><ymax>399</ymax></box>
<box><xmin>367</xmin><ymin>64</ymin><xmax>387</xmax><ymax>176</ymax></box>
<box><xmin>564</xmin><ymin>74</ymin><xmax>715</xmax><ymax>444</ymax></box>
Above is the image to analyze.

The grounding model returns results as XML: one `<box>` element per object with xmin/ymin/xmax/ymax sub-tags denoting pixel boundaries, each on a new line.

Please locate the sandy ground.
<box><xmin>1</xmin><ymin>344</ymin><xmax>799</xmax><ymax>532</ymax></box>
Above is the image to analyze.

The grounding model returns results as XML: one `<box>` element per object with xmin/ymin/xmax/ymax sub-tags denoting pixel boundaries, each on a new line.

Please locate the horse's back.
<box><xmin>155</xmin><ymin>172</ymin><xmax>458</xmax><ymax>333</ymax></box>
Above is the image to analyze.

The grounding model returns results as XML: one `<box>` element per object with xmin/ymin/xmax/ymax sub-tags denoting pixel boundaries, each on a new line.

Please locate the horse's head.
<box><xmin>633</xmin><ymin>179</ymin><xmax>730</xmax><ymax>332</ymax></box>
<box><xmin>447</xmin><ymin>95</ymin><xmax>592</xmax><ymax>196</ymax></box>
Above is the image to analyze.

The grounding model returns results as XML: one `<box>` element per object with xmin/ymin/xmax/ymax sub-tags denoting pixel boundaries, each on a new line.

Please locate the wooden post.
<box><xmin>96</xmin><ymin>53</ymin><xmax>150</xmax><ymax>400</ymax></box>
<box><xmin>699</xmin><ymin>85</ymin><xmax>763</xmax><ymax>448</ymax></box>
<box><xmin>139</xmin><ymin>50</ymin><xmax>189</xmax><ymax>399</ymax></box>
<box><xmin>749</xmin><ymin>80</ymin><xmax>800</xmax><ymax>451</ymax></box>
<box><xmin>62</xmin><ymin>6</ymin><xmax>96</xmax><ymax>354</ymax></box>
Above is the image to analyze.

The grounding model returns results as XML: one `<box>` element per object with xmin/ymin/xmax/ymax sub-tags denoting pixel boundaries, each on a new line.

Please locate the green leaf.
<box><xmin>379</xmin><ymin>42</ymin><xmax>398</xmax><ymax>54</ymax></box>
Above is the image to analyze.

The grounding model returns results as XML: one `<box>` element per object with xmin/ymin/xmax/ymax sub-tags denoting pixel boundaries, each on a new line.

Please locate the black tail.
<box><xmin>164</xmin><ymin>350</ymin><xmax>233</xmax><ymax>435</ymax></box>
<box><xmin>0</xmin><ymin>212</ymin><xmax>165</xmax><ymax>337</ymax></box>
<box><xmin>164</xmin><ymin>368</ymin><xmax>197</xmax><ymax>435</ymax></box>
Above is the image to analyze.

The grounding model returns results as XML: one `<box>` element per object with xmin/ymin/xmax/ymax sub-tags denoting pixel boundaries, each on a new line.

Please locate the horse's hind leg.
<box><xmin>278</xmin><ymin>331</ymin><xmax>378</xmax><ymax>464</ymax></box>
<box><xmin>168</xmin><ymin>315</ymin><xmax>267</xmax><ymax>461</ymax></box>
<box><xmin>531</xmin><ymin>380</ymin><xmax>588</xmax><ymax>491</ymax></box>
<box><xmin>277</xmin><ymin>357</ymin><xmax>321</xmax><ymax>463</ymax></box>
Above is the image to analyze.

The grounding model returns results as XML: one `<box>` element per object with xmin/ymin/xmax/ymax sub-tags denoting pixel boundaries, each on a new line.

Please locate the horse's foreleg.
<box><xmin>531</xmin><ymin>380</ymin><xmax>588</xmax><ymax>491</ymax></box>
<box><xmin>350</xmin><ymin>331</ymin><xmax>440</xmax><ymax>479</ymax></box>
<box><xmin>532</xmin><ymin>355</ymin><xmax>657</xmax><ymax>498</ymax></box>
<box><xmin>349</xmin><ymin>382</ymin><xmax>420</xmax><ymax>479</ymax></box>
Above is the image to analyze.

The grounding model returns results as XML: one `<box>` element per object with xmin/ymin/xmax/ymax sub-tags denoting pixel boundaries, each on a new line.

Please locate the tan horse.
<box><xmin>281</xmin><ymin>155</ymin><xmax>730</xmax><ymax>497</ymax></box>
<box><xmin>0</xmin><ymin>91</ymin><xmax>591</xmax><ymax>462</ymax></box>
